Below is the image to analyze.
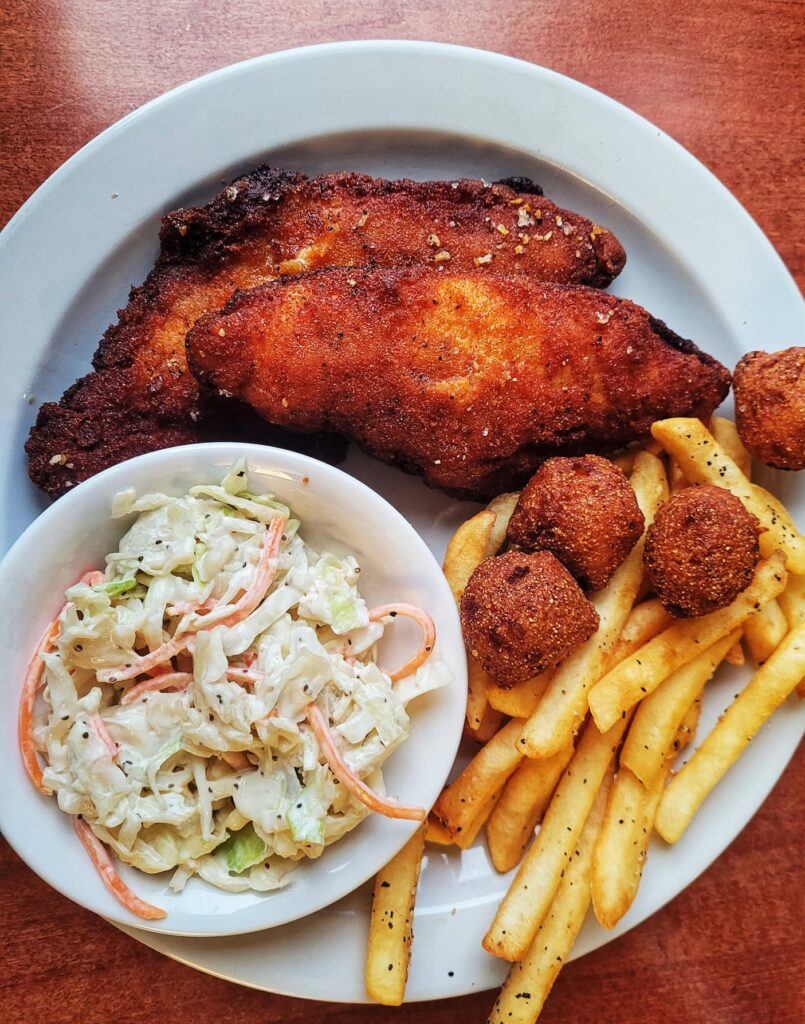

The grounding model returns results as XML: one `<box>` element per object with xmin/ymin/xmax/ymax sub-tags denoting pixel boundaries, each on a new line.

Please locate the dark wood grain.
<box><xmin>0</xmin><ymin>3</ymin><xmax>803</xmax><ymax>1022</ymax></box>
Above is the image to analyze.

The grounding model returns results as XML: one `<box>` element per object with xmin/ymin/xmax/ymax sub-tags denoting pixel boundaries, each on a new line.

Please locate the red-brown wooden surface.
<box><xmin>0</xmin><ymin>3</ymin><xmax>802</xmax><ymax>1023</ymax></box>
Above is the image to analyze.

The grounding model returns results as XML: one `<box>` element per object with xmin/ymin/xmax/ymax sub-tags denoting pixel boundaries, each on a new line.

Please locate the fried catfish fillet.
<box><xmin>26</xmin><ymin>166</ymin><xmax>626</xmax><ymax>498</ymax></box>
<box><xmin>186</xmin><ymin>266</ymin><xmax>731</xmax><ymax>499</ymax></box>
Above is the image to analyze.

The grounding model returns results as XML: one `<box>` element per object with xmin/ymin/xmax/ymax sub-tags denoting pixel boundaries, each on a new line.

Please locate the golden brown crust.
<box><xmin>733</xmin><ymin>347</ymin><xmax>805</xmax><ymax>470</ymax></box>
<box><xmin>506</xmin><ymin>455</ymin><xmax>644</xmax><ymax>590</ymax></box>
<box><xmin>460</xmin><ymin>550</ymin><xmax>599</xmax><ymax>685</ymax></box>
<box><xmin>643</xmin><ymin>484</ymin><xmax>761</xmax><ymax>617</ymax></box>
<box><xmin>26</xmin><ymin>166</ymin><xmax>626</xmax><ymax>499</ymax></box>
<box><xmin>187</xmin><ymin>266</ymin><xmax>731</xmax><ymax>499</ymax></box>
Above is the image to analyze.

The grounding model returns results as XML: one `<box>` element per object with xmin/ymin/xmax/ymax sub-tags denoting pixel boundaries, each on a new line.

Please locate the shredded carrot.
<box><xmin>217</xmin><ymin>516</ymin><xmax>285</xmax><ymax>629</ymax></box>
<box><xmin>368</xmin><ymin>603</ymin><xmax>437</xmax><ymax>682</ymax></box>
<box><xmin>305</xmin><ymin>702</ymin><xmax>426</xmax><ymax>821</ymax></box>
<box><xmin>18</xmin><ymin>618</ymin><xmax>60</xmax><ymax>794</ymax></box>
<box><xmin>120</xmin><ymin>672</ymin><xmax>194</xmax><ymax>705</ymax></box>
<box><xmin>73</xmin><ymin>818</ymin><xmax>166</xmax><ymax>920</ymax></box>
<box><xmin>90</xmin><ymin>713</ymin><xmax>118</xmax><ymax>760</ymax></box>
<box><xmin>19</xmin><ymin>569</ymin><xmax>107</xmax><ymax>794</ymax></box>
<box><xmin>96</xmin><ymin>633</ymin><xmax>193</xmax><ymax>684</ymax></box>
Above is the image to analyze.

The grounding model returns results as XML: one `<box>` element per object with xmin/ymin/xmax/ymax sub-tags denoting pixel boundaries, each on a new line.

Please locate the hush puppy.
<box><xmin>734</xmin><ymin>347</ymin><xmax>805</xmax><ymax>470</ymax></box>
<box><xmin>506</xmin><ymin>455</ymin><xmax>644</xmax><ymax>591</ymax></box>
<box><xmin>644</xmin><ymin>484</ymin><xmax>760</xmax><ymax>617</ymax></box>
<box><xmin>460</xmin><ymin>550</ymin><xmax>599</xmax><ymax>686</ymax></box>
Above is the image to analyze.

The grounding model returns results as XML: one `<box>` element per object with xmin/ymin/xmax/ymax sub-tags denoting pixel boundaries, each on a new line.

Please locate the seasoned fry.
<box><xmin>486</xmin><ymin>744</ymin><xmax>574</xmax><ymax>874</ymax></box>
<box><xmin>486</xmin><ymin>492</ymin><xmax>520</xmax><ymax>556</ymax></box>
<box><xmin>590</xmin><ymin>766</ymin><xmax>646</xmax><ymax>928</ymax></box>
<box><xmin>520</xmin><ymin>452</ymin><xmax>667</xmax><ymax>758</ymax></box>
<box><xmin>711</xmin><ymin>416</ymin><xmax>752</xmax><ymax>478</ymax></box>
<box><xmin>467</xmin><ymin>656</ymin><xmax>494</xmax><ymax>733</ymax></box>
<box><xmin>471</xmin><ymin>704</ymin><xmax>506</xmax><ymax>743</ymax></box>
<box><xmin>606</xmin><ymin>598</ymin><xmax>673</xmax><ymax>669</ymax></box>
<box><xmin>483</xmin><ymin>714</ymin><xmax>630</xmax><ymax>962</ymax></box>
<box><xmin>620</xmin><ymin>630</ymin><xmax>741</xmax><ymax>786</ymax></box>
<box><xmin>655</xmin><ymin>623</ymin><xmax>805</xmax><ymax>843</ymax></box>
<box><xmin>667</xmin><ymin>456</ymin><xmax>688</xmax><ymax>495</ymax></box>
<box><xmin>425</xmin><ymin>814</ymin><xmax>454</xmax><ymax>846</ymax></box>
<box><xmin>650</xmin><ymin>418</ymin><xmax>805</xmax><ymax>574</ymax></box>
<box><xmin>433</xmin><ymin>718</ymin><xmax>525</xmax><ymax>839</ymax></box>
<box><xmin>487</xmin><ymin>670</ymin><xmax>552</xmax><ymax>718</ymax></box>
<box><xmin>592</xmin><ymin>698</ymin><xmax>700</xmax><ymax>929</ymax></box>
<box><xmin>588</xmin><ymin>552</ymin><xmax>788</xmax><ymax>732</ymax></box>
<box><xmin>778</xmin><ymin>574</ymin><xmax>805</xmax><ymax>696</ymax></box>
<box><xmin>453</xmin><ymin>787</ymin><xmax>504</xmax><ymax>850</ymax></box>
<box><xmin>778</xmin><ymin>573</ymin><xmax>805</xmax><ymax>628</ymax></box>
<box><xmin>487</xmin><ymin>774</ymin><xmax>612</xmax><ymax>1024</ymax></box>
<box><xmin>444</xmin><ymin>510</ymin><xmax>497</xmax><ymax>731</ymax></box>
<box><xmin>365</xmin><ymin>825</ymin><xmax>426</xmax><ymax>1005</ymax></box>
<box><xmin>743</xmin><ymin>599</ymin><xmax>788</xmax><ymax>663</ymax></box>
<box><xmin>724</xmin><ymin>637</ymin><xmax>745</xmax><ymax>666</ymax></box>
<box><xmin>443</xmin><ymin>509</ymin><xmax>496</xmax><ymax>602</ymax></box>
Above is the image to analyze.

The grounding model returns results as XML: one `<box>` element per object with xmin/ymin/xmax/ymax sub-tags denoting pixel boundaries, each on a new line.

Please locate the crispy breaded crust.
<box><xmin>461</xmin><ymin>550</ymin><xmax>599</xmax><ymax>685</ymax></box>
<box><xmin>506</xmin><ymin>455</ymin><xmax>644</xmax><ymax>590</ymax></box>
<box><xmin>26</xmin><ymin>166</ymin><xmax>626</xmax><ymax>498</ymax></box>
<box><xmin>187</xmin><ymin>266</ymin><xmax>731</xmax><ymax>499</ymax></box>
<box><xmin>733</xmin><ymin>347</ymin><xmax>805</xmax><ymax>470</ymax></box>
<box><xmin>644</xmin><ymin>485</ymin><xmax>761</xmax><ymax>617</ymax></box>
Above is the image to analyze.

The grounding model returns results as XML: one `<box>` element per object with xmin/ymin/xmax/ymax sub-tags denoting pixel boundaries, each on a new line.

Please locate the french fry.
<box><xmin>453</xmin><ymin>787</ymin><xmax>504</xmax><ymax>850</ymax></box>
<box><xmin>486</xmin><ymin>744</ymin><xmax>574</xmax><ymax>874</ymax></box>
<box><xmin>591</xmin><ymin>698</ymin><xmax>700</xmax><ymax>930</ymax></box>
<box><xmin>444</xmin><ymin>510</ymin><xmax>497</xmax><ymax>731</ymax></box>
<box><xmin>620</xmin><ymin>630</ymin><xmax>741</xmax><ymax>787</ymax></box>
<box><xmin>606</xmin><ymin>598</ymin><xmax>673</xmax><ymax>669</ymax></box>
<box><xmin>471</xmin><ymin>703</ymin><xmax>506</xmax><ymax>743</ymax></box>
<box><xmin>655</xmin><ymin>623</ymin><xmax>805</xmax><ymax>844</ymax></box>
<box><xmin>650</xmin><ymin>418</ymin><xmax>805</xmax><ymax>574</ymax></box>
<box><xmin>487</xmin><ymin>670</ymin><xmax>552</xmax><ymax>718</ymax></box>
<box><xmin>711</xmin><ymin>416</ymin><xmax>752</xmax><ymax>478</ymax></box>
<box><xmin>486</xmin><ymin>492</ymin><xmax>520</xmax><ymax>556</ymax></box>
<box><xmin>667</xmin><ymin>456</ymin><xmax>688</xmax><ymax>495</ymax></box>
<box><xmin>724</xmin><ymin>637</ymin><xmax>745</xmax><ymax>666</ymax></box>
<box><xmin>467</xmin><ymin>656</ymin><xmax>494</xmax><ymax>733</ymax></box>
<box><xmin>778</xmin><ymin>573</ymin><xmax>805</xmax><ymax>628</ymax></box>
<box><xmin>743</xmin><ymin>599</ymin><xmax>788</xmax><ymax>663</ymax></box>
<box><xmin>588</xmin><ymin>552</ymin><xmax>788</xmax><ymax>732</ymax></box>
<box><xmin>778</xmin><ymin>574</ymin><xmax>805</xmax><ymax>696</ymax></box>
<box><xmin>483</xmin><ymin>714</ymin><xmax>630</xmax><ymax>962</ymax></box>
<box><xmin>443</xmin><ymin>509</ymin><xmax>496</xmax><ymax>602</ymax></box>
<box><xmin>425</xmin><ymin>813</ymin><xmax>453</xmax><ymax>846</ymax></box>
<box><xmin>365</xmin><ymin>825</ymin><xmax>426</xmax><ymax>1005</ymax></box>
<box><xmin>520</xmin><ymin>452</ymin><xmax>667</xmax><ymax>759</ymax></box>
<box><xmin>590</xmin><ymin>765</ymin><xmax>645</xmax><ymax>928</ymax></box>
<box><xmin>433</xmin><ymin>718</ymin><xmax>525</xmax><ymax>839</ymax></box>
<box><xmin>488</xmin><ymin>773</ymin><xmax>613</xmax><ymax>1024</ymax></box>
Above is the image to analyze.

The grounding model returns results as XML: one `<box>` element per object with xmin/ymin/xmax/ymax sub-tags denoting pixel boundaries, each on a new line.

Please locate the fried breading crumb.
<box><xmin>644</xmin><ymin>484</ymin><xmax>761</xmax><ymax>617</ymax></box>
<box><xmin>506</xmin><ymin>455</ymin><xmax>644</xmax><ymax>591</ymax></box>
<box><xmin>733</xmin><ymin>347</ymin><xmax>805</xmax><ymax>470</ymax></box>
<box><xmin>460</xmin><ymin>550</ymin><xmax>599</xmax><ymax>686</ymax></box>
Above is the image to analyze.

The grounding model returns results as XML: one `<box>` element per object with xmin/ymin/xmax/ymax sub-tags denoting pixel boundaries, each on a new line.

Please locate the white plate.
<box><xmin>0</xmin><ymin>39</ymin><xmax>802</xmax><ymax>1001</ymax></box>
<box><xmin>0</xmin><ymin>442</ymin><xmax>467</xmax><ymax>936</ymax></box>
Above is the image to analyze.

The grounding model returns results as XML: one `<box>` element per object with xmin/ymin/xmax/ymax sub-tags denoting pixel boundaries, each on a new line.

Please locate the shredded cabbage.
<box><xmin>34</xmin><ymin>458</ymin><xmax>449</xmax><ymax>896</ymax></box>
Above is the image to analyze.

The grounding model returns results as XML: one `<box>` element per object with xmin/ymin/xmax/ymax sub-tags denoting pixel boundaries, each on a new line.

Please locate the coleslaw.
<box><xmin>20</xmin><ymin>460</ymin><xmax>448</xmax><ymax>919</ymax></box>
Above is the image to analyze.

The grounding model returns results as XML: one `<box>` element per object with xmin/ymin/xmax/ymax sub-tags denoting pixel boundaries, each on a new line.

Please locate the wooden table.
<box><xmin>0</xmin><ymin>3</ymin><xmax>802</xmax><ymax>1022</ymax></box>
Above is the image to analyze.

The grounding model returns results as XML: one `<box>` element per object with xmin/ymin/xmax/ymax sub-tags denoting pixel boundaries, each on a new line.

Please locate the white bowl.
<box><xmin>0</xmin><ymin>442</ymin><xmax>467</xmax><ymax>936</ymax></box>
